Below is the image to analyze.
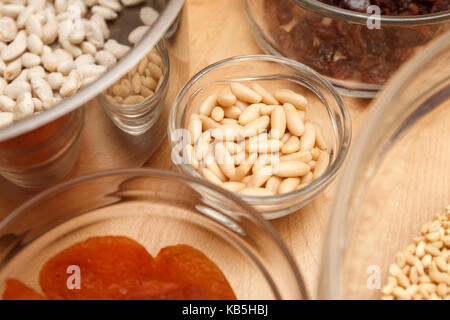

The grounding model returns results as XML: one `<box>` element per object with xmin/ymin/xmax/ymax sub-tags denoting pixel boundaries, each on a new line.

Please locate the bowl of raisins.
<box><xmin>245</xmin><ymin>0</ymin><xmax>450</xmax><ymax>97</ymax></box>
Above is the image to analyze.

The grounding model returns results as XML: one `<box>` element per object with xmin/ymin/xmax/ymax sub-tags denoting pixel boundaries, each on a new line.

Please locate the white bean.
<box><xmin>5</xmin><ymin>81</ymin><xmax>31</xmax><ymax>99</ymax></box>
<box><xmin>14</xmin><ymin>92</ymin><xmax>35</xmax><ymax>120</ymax></box>
<box><xmin>90</xmin><ymin>13</ymin><xmax>110</xmax><ymax>39</ymax></box>
<box><xmin>2</xmin><ymin>4</ymin><xmax>24</xmax><ymax>19</ymax></box>
<box><xmin>4</xmin><ymin>58</ymin><xmax>22</xmax><ymax>81</ymax></box>
<box><xmin>121</xmin><ymin>0</ymin><xmax>145</xmax><ymax>6</ymax></box>
<box><xmin>81</xmin><ymin>41</ymin><xmax>97</xmax><ymax>56</ymax></box>
<box><xmin>128</xmin><ymin>25</ymin><xmax>149</xmax><ymax>44</ymax></box>
<box><xmin>27</xmin><ymin>34</ymin><xmax>44</xmax><ymax>55</ymax></box>
<box><xmin>60</xmin><ymin>69</ymin><xmax>81</xmax><ymax>97</ymax></box>
<box><xmin>140</xmin><ymin>6</ymin><xmax>159</xmax><ymax>26</ymax></box>
<box><xmin>77</xmin><ymin>63</ymin><xmax>106</xmax><ymax>78</ymax></box>
<box><xmin>0</xmin><ymin>17</ymin><xmax>18</xmax><ymax>43</ymax></box>
<box><xmin>1</xmin><ymin>30</ymin><xmax>27</xmax><ymax>62</ymax></box>
<box><xmin>95</xmin><ymin>50</ymin><xmax>116</xmax><ymax>68</ymax></box>
<box><xmin>21</xmin><ymin>52</ymin><xmax>41</xmax><ymax>68</ymax></box>
<box><xmin>30</xmin><ymin>76</ymin><xmax>53</xmax><ymax>103</ymax></box>
<box><xmin>91</xmin><ymin>5</ymin><xmax>118</xmax><ymax>20</ymax></box>
<box><xmin>98</xmin><ymin>0</ymin><xmax>122</xmax><ymax>12</ymax></box>
<box><xmin>84</xmin><ymin>20</ymin><xmax>104</xmax><ymax>48</ymax></box>
<box><xmin>0</xmin><ymin>95</ymin><xmax>16</xmax><ymax>112</ymax></box>
<box><xmin>42</xmin><ymin>20</ymin><xmax>59</xmax><ymax>45</ymax></box>
<box><xmin>104</xmin><ymin>39</ymin><xmax>130</xmax><ymax>59</ymax></box>
<box><xmin>26</xmin><ymin>15</ymin><xmax>43</xmax><ymax>38</ymax></box>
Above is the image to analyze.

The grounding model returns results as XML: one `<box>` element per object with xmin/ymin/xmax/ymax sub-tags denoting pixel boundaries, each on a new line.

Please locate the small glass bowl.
<box><xmin>245</xmin><ymin>0</ymin><xmax>450</xmax><ymax>98</ymax></box>
<box><xmin>0</xmin><ymin>108</ymin><xmax>84</xmax><ymax>189</ymax></box>
<box><xmin>319</xmin><ymin>33</ymin><xmax>450</xmax><ymax>299</ymax></box>
<box><xmin>0</xmin><ymin>169</ymin><xmax>307</xmax><ymax>300</ymax></box>
<box><xmin>100</xmin><ymin>40</ymin><xmax>170</xmax><ymax>136</ymax></box>
<box><xmin>168</xmin><ymin>55</ymin><xmax>351</xmax><ymax>219</ymax></box>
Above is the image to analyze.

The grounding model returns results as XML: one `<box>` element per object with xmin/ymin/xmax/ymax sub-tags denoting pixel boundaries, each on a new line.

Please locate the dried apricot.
<box><xmin>124</xmin><ymin>281</ymin><xmax>211</xmax><ymax>300</ymax></box>
<box><xmin>153</xmin><ymin>245</ymin><xmax>236</xmax><ymax>300</ymax></box>
<box><xmin>2</xmin><ymin>279</ymin><xmax>46</xmax><ymax>300</ymax></box>
<box><xmin>39</xmin><ymin>236</ymin><xmax>154</xmax><ymax>300</ymax></box>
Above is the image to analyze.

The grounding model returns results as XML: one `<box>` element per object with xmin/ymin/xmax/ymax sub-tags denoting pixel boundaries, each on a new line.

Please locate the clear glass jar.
<box><xmin>168</xmin><ymin>55</ymin><xmax>351</xmax><ymax>219</ymax></box>
<box><xmin>0</xmin><ymin>169</ymin><xmax>307</xmax><ymax>300</ymax></box>
<box><xmin>0</xmin><ymin>108</ymin><xmax>84</xmax><ymax>189</ymax></box>
<box><xmin>245</xmin><ymin>0</ymin><xmax>450</xmax><ymax>98</ymax></box>
<box><xmin>100</xmin><ymin>40</ymin><xmax>170</xmax><ymax>136</ymax></box>
<box><xmin>319</xmin><ymin>32</ymin><xmax>450</xmax><ymax>299</ymax></box>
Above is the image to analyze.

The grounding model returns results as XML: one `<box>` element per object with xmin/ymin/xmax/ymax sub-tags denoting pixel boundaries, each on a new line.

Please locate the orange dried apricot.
<box><xmin>2</xmin><ymin>279</ymin><xmax>46</xmax><ymax>300</ymax></box>
<box><xmin>153</xmin><ymin>245</ymin><xmax>236</xmax><ymax>300</ymax></box>
<box><xmin>39</xmin><ymin>236</ymin><xmax>154</xmax><ymax>300</ymax></box>
<box><xmin>124</xmin><ymin>281</ymin><xmax>211</xmax><ymax>300</ymax></box>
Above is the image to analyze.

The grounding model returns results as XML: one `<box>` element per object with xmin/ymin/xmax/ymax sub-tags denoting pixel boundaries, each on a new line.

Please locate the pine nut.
<box><xmin>202</xmin><ymin>168</ymin><xmax>222</xmax><ymax>185</ymax></box>
<box><xmin>215</xmin><ymin>143</ymin><xmax>236</xmax><ymax>179</ymax></box>
<box><xmin>270</xmin><ymin>105</ymin><xmax>286</xmax><ymax>140</ymax></box>
<box><xmin>199</xmin><ymin>94</ymin><xmax>217</xmax><ymax>116</ymax></box>
<box><xmin>300</xmin><ymin>122</ymin><xmax>316</xmax><ymax>151</ymax></box>
<box><xmin>239</xmin><ymin>188</ymin><xmax>274</xmax><ymax>197</ymax></box>
<box><xmin>284</xmin><ymin>103</ymin><xmax>305</xmax><ymax>136</ymax></box>
<box><xmin>242</xmin><ymin>115</ymin><xmax>270</xmax><ymax>137</ymax></box>
<box><xmin>211</xmin><ymin>107</ymin><xmax>225</xmax><ymax>122</ymax></box>
<box><xmin>217</xmin><ymin>86</ymin><xmax>237</xmax><ymax>107</ymax></box>
<box><xmin>187</xmin><ymin>113</ymin><xmax>202</xmax><ymax>145</ymax></box>
<box><xmin>260</xmin><ymin>104</ymin><xmax>275</xmax><ymax>116</ymax></box>
<box><xmin>266</xmin><ymin>176</ymin><xmax>282</xmax><ymax>194</ymax></box>
<box><xmin>275</xmin><ymin>89</ymin><xmax>307</xmax><ymax>110</ymax></box>
<box><xmin>223</xmin><ymin>106</ymin><xmax>241</xmax><ymax>120</ymax></box>
<box><xmin>281</xmin><ymin>136</ymin><xmax>300</xmax><ymax>154</ymax></box>
<box><xmin>313</xmin><ymin>151</ymin><xmax>330</xmax><ymax>179</ymax></box>
<box><xmin>251</xmin><ymin>83</ymin><xmax>278</xmax><ymax>105</ymax></box>
<box><xmin>230</xmin><ymin>82</ymin><xmax>262</xmax><ymax>104</ymax></box>
<box><xmin>239</xmin><ymin>103</ymin><xmax>263</xmax><ymax>125</ymax></box>
<box><xmin>220</xmin><ymin>182</ymin><xmax>246</xmax><ymax>193</ymax></box>
<box><xmin>248</xmin><ymin>165</ymin><xmax>272</xmax><ymax>188</ymax></box>
<box><xmin>279</xmin><ymin>177</ymin><xmax>301</xmax><ymax>194</ymax></box>
<box><xmin>314</xmin><ymin>122</ymin><xmax>327</xmax><ymax>150</ymax></box>
<box><xmin>273</xmin><ymin>161</ymin><xmax>310</xmax><ymax>177</ymax></box>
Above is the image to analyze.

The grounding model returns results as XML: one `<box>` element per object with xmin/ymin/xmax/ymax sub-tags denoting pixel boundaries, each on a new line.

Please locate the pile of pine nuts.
<box><xmin>104</xmin><ymin>46</ymin><xmax>163</xmax><ymax>105</ymax></box>
<box><xmin>185</xmin><ymin>82</ymin><xmax>330</xmax><ymax>197</ymax></box>
<box><xmin>0</xmin><ymin>0</ymin><xmax>160</xmax><ymax>128</ymax></box>
<box><xmin>382</xmin><ymin>206</ymin><xmax>450</xmax><ymax>300</ymax></box>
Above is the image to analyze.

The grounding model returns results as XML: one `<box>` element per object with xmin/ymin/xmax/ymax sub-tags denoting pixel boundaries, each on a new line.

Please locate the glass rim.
<box><xmin>0</xmin><ymin>167</ymin><xmax>309</xmax><ymax>299</ymax></box>
<box><xmin>0</xmin><ymin>107</ymin><xmax>84</xmax><ymax>157</ymax></box>
<box><xmin>294</xmin><ymin>0</ymin><xmax>450</xmax><ymax>25</ymax></box>
<box><xmin>99</xmin><ymin>40</ymin><xmax>171</xmax><ymax>113</ymax></box>
<box><xmin>169</xmin><ymin>54</ymin><xmax>351</xmax><ymax>205</ymax></box>
<box><xmin>318</xmin><ymin>32</ymin><xmax>450</xmax><ymax>299</ymax></box>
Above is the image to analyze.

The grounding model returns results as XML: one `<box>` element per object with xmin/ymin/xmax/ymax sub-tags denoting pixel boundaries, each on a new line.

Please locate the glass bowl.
<box><xmin>168</xmin><ymin>55</ymin><xmax>351</xmax><ymax>219</ymax></box>
<box><xmin>245</xmin><ymin>0</ymin><xmax>450</xmax><ymax>98</ymax></box>
<box><xmin>0</xmin><ymin>108</ymin><xmax>84</xmax><ymax>189</ymax></box>
<box><xmin>100</xmin><ymin>40</ymin><xmax>170</xmax><ymax>136</ymax></box>
<box><xmin>0</xmin><ymin>169</ymin><xmax>307</xmax><ymax>300</ymax></box>
<box><xmin>319</xmin><ymin>32</ymin><xmax>450</xmax><ymax>299</ymax></box>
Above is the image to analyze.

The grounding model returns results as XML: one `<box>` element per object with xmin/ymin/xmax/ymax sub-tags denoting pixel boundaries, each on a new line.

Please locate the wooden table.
<box><xmin>0</xmin><ymin>0</ymin><xmax>373</xmax><ymax>298</ymax></box>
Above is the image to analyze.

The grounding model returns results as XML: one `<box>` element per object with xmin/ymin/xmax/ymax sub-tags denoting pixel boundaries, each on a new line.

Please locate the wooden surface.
<box><xmin>0</xmin><ymin>0</ymin><xmax>376</xmax><ymax>298</ymax></box>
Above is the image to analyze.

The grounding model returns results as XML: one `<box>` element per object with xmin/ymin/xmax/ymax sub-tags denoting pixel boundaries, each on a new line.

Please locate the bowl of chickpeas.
<box><xmin>169</xmin><ymin>55</ymin><xmax>351</xmax><ymax>219</ymax></box>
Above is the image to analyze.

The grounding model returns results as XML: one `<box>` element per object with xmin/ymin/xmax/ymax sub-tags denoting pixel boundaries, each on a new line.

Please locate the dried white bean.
<box><xmin>0</xmin><ymin>112</ymin><xmax>14</xmax><ymax>128</ymax></box>
<box><xmin>121</xmin><ymin>0</ymin><xmax>145</xmax><ymax>6</ymax></box>
<box><xmin>140</xmin><ymin>6</ymin><xmax>159</xmax><ymax>26</ymax></box>
<box><xmin>14</xmin><ymin>92</ymin><xmax>34</xmax><ymax>120</ymax></box>
<box><xmin>128</xmin><ymin>25</ymin><xmax>149</xmax><ymax>44</ymax></box>
<box><xmin>60</xmin><ymin>69</ymin><xmax>81</xmax><ymax>97</ymax></box>
<box><xmin>2</xmin><ymin>30</ymin><xmax>27</xmax><ymax>62</ymax></box>
<box><xmin>5</xmin><ymin>81</ymin><xmax>31</xmax><ymax>99</ymax></box>
<box><xmin>42</xmin><ymin>20</ymin><xmax>59</xmax><ymax>45</ymax></box>
<box><xmin>26</xmin><ymin>15</ymin><xmax>43</xmax><ymax>38</ymax></box>
<box><xmin>0</xmin><ymin>17</ymin><xmax>18</xmax><ymax>43</ymax></box>
<box><xmin>91</xmin><ymin>5</ymin><xmax>117</xmax><ymax>20</ymax></box>
<box><xmin>21</xmin><ymin>52</ymin><xmax>41</xmax><ymax>68</ymax></box>
<box><xmin>95</xmin><ymin>50</ymin><xmax>116</xmax><ymax>68</ymax></box>
<box><xmin>104</xmin><ymin>39</ymin><xmax>130</xmax><ymax>59</ymax></box>
<box><xmin>0</xmin><ymin>95</ymin><xmax>16</xmax><ymax>112</ymax></box>
<box><xmin>90</xmin><ymin>13</ymin><xmax>110</xmax><ymax>39</ymax></box>
<box><xmin>84</xmin><ymin>20</ymin><xmax>104</xmax><ymax>48</ymax></box>
<box><xmin>27</xmin><ymin>34</ymin><xmax>44</xmax><ymax>55</ymax></box>
<box><xmin>81</xmin><ymin>41</ymin><xmax>97</xmax><ymax>55</ymax></box>
<box><xmin>4</xmin><ymin>58</ymin><xmax>22</xmax><ymax>81</ymax></box>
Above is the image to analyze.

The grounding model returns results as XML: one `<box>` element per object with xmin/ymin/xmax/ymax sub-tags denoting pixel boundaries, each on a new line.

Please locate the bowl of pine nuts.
<box><xmin>100</xmin><ymin>39</ymin><xmax>169</xmax><ymax>136</ymax></box>
<box><xmin>169</xmin><ymin>55</ymin><xmax>351</xmax><ymax>219</ymax></box>
<box><xmin>319</xmin><ymin>33</ymin><xmax>450</xmax><ymax>300</ymax></box>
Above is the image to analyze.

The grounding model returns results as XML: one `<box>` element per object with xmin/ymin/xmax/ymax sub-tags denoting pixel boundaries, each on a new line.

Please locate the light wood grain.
<box><xmin>0</xmin><ymin>0</ymin><xmax>374</xmax><ymax>299</ymax></box>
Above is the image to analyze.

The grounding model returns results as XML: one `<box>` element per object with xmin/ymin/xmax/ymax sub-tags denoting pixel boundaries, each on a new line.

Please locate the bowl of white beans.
<box><xmin>169</xmin><ymin>55</ymin><xmax>351</xmax><ymax>219</ymax></box>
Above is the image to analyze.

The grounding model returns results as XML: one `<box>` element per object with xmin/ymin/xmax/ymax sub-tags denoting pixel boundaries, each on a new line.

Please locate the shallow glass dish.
<box><xmin>168</xmin><ymin>55</ymin><xmax>351</xmax><ymax>219</ymax></box>
<box><xmin>0</xmin><ymin>108</ymin><xmax>84</xmax><ymax>189</ymax></box>
<box><xmin>245</xmin><ymin>0</ymin><xmax>450</xmax><ymax>98</ymax></box>
<box><xmin>100</xmin><ymin>40</ymin><xmax>170</xmax><ymax>136</ymax></box>
<box><xmin>0</xmin><ymin>169</ymin><xmax>307</xmax><ymax>300</ymax></box>
<box><xmin>319</xmin><ymin>32</ymin><xmax>450</xmax><ymax>299</ymax></box>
